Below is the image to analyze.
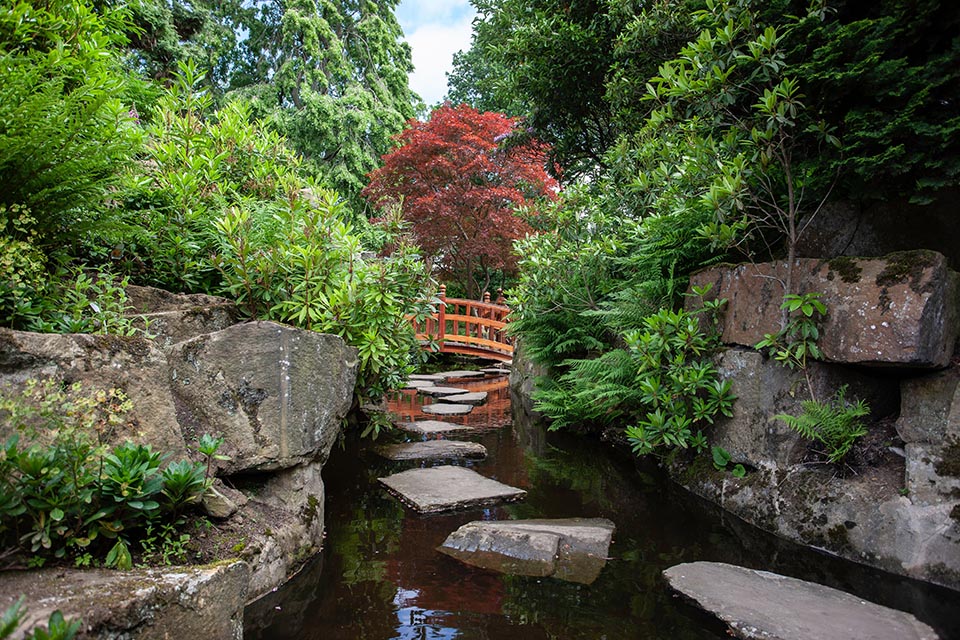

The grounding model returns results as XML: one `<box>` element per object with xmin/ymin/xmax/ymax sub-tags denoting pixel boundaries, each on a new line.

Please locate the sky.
<box><xmin>395</xmin><ymin>0</ymin><xmax>477</xmax><ymax>107</ymax></box>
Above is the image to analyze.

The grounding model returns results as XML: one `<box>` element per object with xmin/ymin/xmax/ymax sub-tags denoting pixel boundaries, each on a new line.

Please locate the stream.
<box><xmin>245</xmin><ymin>373</ymin><xmax>960</xmax><ymax>639</ymax></box>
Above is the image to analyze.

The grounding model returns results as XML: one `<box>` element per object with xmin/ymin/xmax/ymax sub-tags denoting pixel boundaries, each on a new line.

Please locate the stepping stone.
<box><xmin>395</xmin><ymin>420</ymin><xmax>475</xmax><ymax>436</ymax></box>
<box><xmin>403</xmin><ymin>379</ymin><xmax>434</xmax><ymax>390</ymax></box>
<box><xmin>441</xmin><ymin>370</ymin><xmax>485</xmax><ymax>379</ymax></box>
<box><xmin>375</xmin><ymin>440</ymin><xmax>487</xmax><ymax>461</ymax></box>
<box><xmin>481</xmin><ymin>367</ymin><xmax>509</xmax><ymax>375</ymax></box>
<box><xmin>438</xmin><ymin>518</ymin><xmax>615</xmax><ymax>585</ymax></box>
<box><xmin>436</xmin><ymin>391</ymin><xmax>488</xmax><ymax>406</ymax></box>
<box><xmin>663</xmin><ymin>562</ymin><xmax>940</xmax><ymax>640</ymax></box>
<box><xmin>418</xmin><ymin>386</ymin><xmax>470</xmax><ymax>397</ymax></box>
<box><xmin>409</xmin><ymin>373</ymin><xmax>447</xmax><ymax>382</ymax></box>
<box><xmin>422</xmin><ymin>403</ymin><xmax>473</xmax><ymax>416</ymax></box>
<box><xmin>378</xmin><ymin>465</ymin><xmax>526</xmax><ymax>513</ymax></box>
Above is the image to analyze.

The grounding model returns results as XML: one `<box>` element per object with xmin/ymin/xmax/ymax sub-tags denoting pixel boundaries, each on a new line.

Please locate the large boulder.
<box><xmin>235</xmin><ymin>461</ymin><xmax>328</xmax><ymax>598</ymax></box>
<box><xmin>0</xmin><ymin>329</ymin><xmax>188</xmax><ymax>459</ymax></box>
<box><xmin>0</xmin><ymin>560</ymin><xmax>249</xmax><ymax>639</ymax></box>
<box><xmin>125</xmin><ymin>285</ymin><xmax>241</xmax><ymax>348</ymax></box>
<box><xmin>710</xmin><ymin>348</ymin><xmax>899</xmax><ymax>467</ymax></box>
<box><xmin>168</xmin><ymin>321</ymin><xmax>358</xmax><ymax>473</ymax></box>
<box><xmin>688</xmin><ymin>251</ymin><xmax>960</xmax><ymax>368</ymax></box>
<box><xmin>672</xmin><ymin>459</ymin><xmax>960</xmax><ymax>591</ymax></box>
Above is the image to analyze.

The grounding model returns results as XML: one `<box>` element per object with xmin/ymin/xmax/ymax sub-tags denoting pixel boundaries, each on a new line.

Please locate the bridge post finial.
<box><xmin>483</xmin><ymin>291</ymin><xmax>490</xmax><ymax>303</ymax></box>
<box><xmin>439</xmin><ymin>284</ymin><xmax>446</xmax><ymax>300</ymax></box>
<box><xmin>496</xmin><ymin>288</ymin><xmax>506</xmax><ymax>305</ymax></box>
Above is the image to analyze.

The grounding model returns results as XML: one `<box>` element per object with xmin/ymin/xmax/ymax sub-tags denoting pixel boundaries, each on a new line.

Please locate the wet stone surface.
<box><xmin>418</xmin><ymin>386</ymin><xmax>472</xmax><ymax>397</ymax></box>
<box><xmin>438</xmin><ymin>518</ymin><xmax>616</xmax><ymax>585</ymax></box>
<box><xmin>436</xmin><ymin>391</ymin><xmax>488</xmax><ymax>406</ymax></box>
<box><xmin>442</xmin><ymin>370</ymin><xmax>486</xmax><ymax>379</ymax></box>
<box><xmin>394</xmin><ymin>420</ymin><xmax>477</xmax><ymax>436</ymax></box>
<box><xmin>409</xmin><ymin>373</ymin><xmax>447</xmax><ymax>382</ymax></box>
<box><xmin>378</xmin><ymin>465</ymin><xmax>527</xmax><ymax>513</ymax></box>
<box><xmin>422</xmin><ymin>403</ymin><xmax>474</xmax><ymax>416</ymax></box>
<box><xmin>663</xmin><ymin>562</ymin><xmax>941</xmax><ymax>640</ymax></box>
<box><xmin>375</xmin><ymin>440</ymin><xmax>487</xmax><ymax>461</ymax></box>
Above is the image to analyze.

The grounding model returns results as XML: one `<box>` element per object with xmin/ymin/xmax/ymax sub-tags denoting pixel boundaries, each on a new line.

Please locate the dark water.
<box><xmin>246</xmin><ymin>375</ymin><xmax>960</xmax><ymax>639</ymax></box>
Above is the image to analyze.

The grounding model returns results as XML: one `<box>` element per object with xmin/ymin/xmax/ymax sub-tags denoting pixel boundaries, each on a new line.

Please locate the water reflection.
<box><xmin>246</xmin><ymin>373</ymin><xmax>960</xmax><ymax>640</ymax></box>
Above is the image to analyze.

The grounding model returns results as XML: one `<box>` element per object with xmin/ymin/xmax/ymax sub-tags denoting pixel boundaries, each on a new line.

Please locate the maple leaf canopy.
<box><xmin>362</xmin><ymin>103</ymin><xmax>559</xmax><ymax>298</ymax></box>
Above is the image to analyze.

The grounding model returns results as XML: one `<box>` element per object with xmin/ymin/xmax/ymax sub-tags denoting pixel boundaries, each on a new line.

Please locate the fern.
<box><xmin>774</xmin><ymin>385</ymin><xmax>869</xmax><ymax>464</ymax></box>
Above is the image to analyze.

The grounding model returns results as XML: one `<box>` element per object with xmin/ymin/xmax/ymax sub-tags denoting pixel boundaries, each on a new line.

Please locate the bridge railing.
<box><xmin>412</xmin><ymin>285</ymin><xmax>513</xmax><ymax>361</ymax></box>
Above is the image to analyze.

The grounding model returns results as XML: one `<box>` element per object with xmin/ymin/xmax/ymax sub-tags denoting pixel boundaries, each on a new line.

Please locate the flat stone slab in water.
<box><xmin>403</xmin><ymin>379</ymin><xmax>434</xmax><ymax>389</ymax></box>
<box><xmin>375</xmin><ymin>440</ymin><xmax>487</xmax><ymax>461</ymax></box>
<box><xmin>441</xmin><ymin>370</ymin><xmax>486</xmax><ymax>379</ymax></box>
<box><xmin>379</xmin><ymin>465</ymin><xmax>526</xmax><ymax>513</ymax></box>
<box><xmin>418</xmin><ymin>385</ymin><xmax>471</xmax><ymax>397</ymax></box>
<box><xmin>422</xmin><ymin>403</ymin><xmax>474</xmax><ymax>416</ymax></box>
<box><xmin>409</xmin><ymin>373</ymin><xmax>447</xmax><ymax>382</ymax></box>
<box><xmin>481</xmin><ymin>367</ymin><xmax>509</xmax><ymax>375</ymax></box>
<box><xmin>438</xmin><ymin>518</ymin><xmax>615</xmax><ymax>585</ymax></box>
<box><xmin>395</xmin><ymin>420</ymin><xmax>475</xmax><ymax>436</ymax></box>
<box><xmin>663</xmin><ymin>562</ymin><xmax>940</xmax><ymax>640</ymax></box>
<box><xmin>436</xmin><ymin>391</ymin><xmax>488</xmax><ymax>406</ymax></box>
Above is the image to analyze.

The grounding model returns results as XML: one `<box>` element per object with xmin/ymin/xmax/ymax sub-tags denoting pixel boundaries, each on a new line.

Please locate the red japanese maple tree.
<box><xmin>362</xmin><ymin>103</ymin><xmax>559</xmax><ymax>298</ymax></box>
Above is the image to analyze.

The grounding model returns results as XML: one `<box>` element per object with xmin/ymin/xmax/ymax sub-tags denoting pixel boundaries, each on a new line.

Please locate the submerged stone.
<box><xmin>422</xmin><ymin>403</ymin><xmax>474</xmax><ymax>416</ymax></box>
<box><xmin>663</xmin><ymin>562</ymin><xmax>940</xmax><ymax>640</ymax></box>
<box><xmin>438</xmin><ymin>518</ymin><xmax>615</xmax><ymax>585</ymax></box>
<box><xmin>436</xmin><ymin>391</ymin><xmax>488</xmax><ymax>406</ymax></box>
<box><xmin>375</xmin><ymin>440</ymin><xmax>487</xmax><ymax>461</ymax></box>
<box><xmin>378</xmin><ymin>465</ymin><xmax>526</xmax><ymax>513</ymax></box>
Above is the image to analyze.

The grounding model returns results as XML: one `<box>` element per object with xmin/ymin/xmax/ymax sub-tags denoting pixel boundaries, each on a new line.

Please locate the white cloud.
<box><xmin>397</xmin><ymin>1</ymin><xmax>476</xmax><ymax>107</ymax></box>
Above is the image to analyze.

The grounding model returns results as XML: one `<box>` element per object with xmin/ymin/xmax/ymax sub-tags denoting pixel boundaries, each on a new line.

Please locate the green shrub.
<box><xmin>533</xmin><ymin>290</ymin><xmax>735</xmax><ymax>456</ymax></box>
<box><xmin>214</xmin><ymin>193</ymin><xmax>435</xmax><ymax>403</ymax></box>
<box><xmin>0</xmin><ymin>379</ymin><xmax>210</xmax><ymax>568</ymax></box>
<box><xmin>112</xmin><ymin>61</ymin><xmax>302</xmax><ymax>294</ymax></box>
<box><xmin>0</xmin><ymin>1</ymin><xmax>139</xmax><ymax>247</ymax></box>
<box><xmin>774</xmin><ymin>385</ymin><xmax>869</xmax><ymax>464</ymax></box>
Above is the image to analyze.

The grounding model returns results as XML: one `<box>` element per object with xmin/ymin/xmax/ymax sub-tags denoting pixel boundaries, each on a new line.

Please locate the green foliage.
<box><xmin>0</xmin><ymin>379</ymin><xmax>209</xmax><ymax>567</ymax></box>
<box><xmin>534</xmin><ymin>297</ymin><xmax>735</xmax><ymax>456</ymax></box>
<box><xmin>785</xmin><ymin>0</ymin><xmax>960</xmax><ymax>202</ymax></box>
<box><xmin>213</xmin><ymin>191</ymin><xmax>434</xmax><ymax>402</ymax></box>
<box><xmin>774</xmin><ymin>385</ymin><xmax>870</xmax><ymax>464</ymax></box>
<box><xmin>233</xmin><ymin>0</ymin><xmax>419</xmax><ymax>209</ymax></box>
<box><xmin>0</xmin><ymin>598</ymin><xmax>80</xmax><ymax>640</ymax></box>
<box><xmin>113</xmin><ymin>61</ymin><xmax>302</xmax><ymax>293</ymax></box>
<box><xmin>450</xmin><ymin>0</ymin><xmax>618</xmax><ymax>180</ymax></box>
<box><xmin>195</xmin><ymin>434</ymin><xmax>229</xmax><ymax>484</ymax></box>
<box><xmin>711</xmin><ymin>445</ymin><xmax>746</xmax><ymax>477</ymax></box>
<box><xmin>756</xmin><ymin>292</ymin><xmax>827</xmax><ymax>372</ymax></box>
<box><xmin>0</xmin><ymin>597</ymin><xmax>25</xmax><ymax>639</ymax></box>
<box><xmin>0</xmin><ymin>0</ymin><xmax>139</xmax><ymax>247</ymax></box>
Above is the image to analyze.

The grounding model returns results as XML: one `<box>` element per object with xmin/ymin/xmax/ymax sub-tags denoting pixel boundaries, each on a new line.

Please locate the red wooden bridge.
<box><xmin>411</xmin><ymin>285</ymin><xmax>513</xmax><ymax>362</ymax></box>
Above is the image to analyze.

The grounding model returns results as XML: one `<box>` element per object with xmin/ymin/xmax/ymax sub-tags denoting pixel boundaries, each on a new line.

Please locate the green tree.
<box><xmin>448</xmin><ymin>0</ymin><xmax>619</xmax><ymax>181</ymax></box>
<box><xmin>785</xmin><ymin>0</ymin><xmax>960</xmax><ymax>203</ymax></box>
<box><xmin>231</xmin><ymin>0</ymin><xmax>419</xmax><ymax>210</ymax></box>
<box><xmin>0</xmin><ymin>0</ymin><xmax>139</xmax><ymax>247</ymax></box>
